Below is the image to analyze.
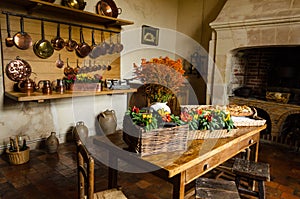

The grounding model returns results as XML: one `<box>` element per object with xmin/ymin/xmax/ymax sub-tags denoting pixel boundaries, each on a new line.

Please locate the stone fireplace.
<box><xmin>208</xmin><ymin>0</ymin><xmax>300</xmax><ymax>148</ymax></box>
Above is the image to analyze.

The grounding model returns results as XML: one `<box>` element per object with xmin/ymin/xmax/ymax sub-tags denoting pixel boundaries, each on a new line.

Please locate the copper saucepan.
<box><xmin>33</xmin><ymin>20</ymin><xmax>54</xmax><ymax>59</ymax></box>
<box><xmin>76</xmin><ymin>28</ymin><xmax>91</xmax><ymax>58</ymax></box>
<box><xmin>13</xmin><ymin>17</ymin><xmax>32</xmax><ymax>50</ymax></box>
<box><xmin>51</xmin><ymin>23</ymin><xmax>65</xmax><ymax>51</ymax></box>
<box><xmin>89</xmin><ymin>29</ymin><xmax>101</xmax><ymax>59</ymax></box>
<box><xmin>65</xmin><ymin>25</ymin><xmax>78</xmax><ymax>52</ymax></box>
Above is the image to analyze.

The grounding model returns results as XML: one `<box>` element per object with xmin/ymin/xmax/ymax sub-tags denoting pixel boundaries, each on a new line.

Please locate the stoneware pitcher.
<box><xmin>98</xmin><ymin>109</ymin><xmax>117</xmax><ymax>135</ymax></box>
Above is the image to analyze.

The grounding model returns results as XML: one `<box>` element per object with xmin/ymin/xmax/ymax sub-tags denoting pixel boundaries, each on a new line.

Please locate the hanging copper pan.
<box><xmin>5</xmin><ymin>56</ymin><xmax>32</xmax><ymax>82</ymax></box>
<box><xmin>96</xmin><ymin>0</ymin><xmax>122</xmax><ymax>18</ymax></box>
<box><xmin>13</xmin><ymin>17</ymin><xmax>32</xmax><ymax>50</ymax></box>
<box><xmin>33</xmin><ymin>20</ymin><xmax>54</xmax><ymax>59</ymax></box>
<box><xmin>75</xmin><ymin>28</ymin><xmax>91</xmax><ymax>58</ymax></box>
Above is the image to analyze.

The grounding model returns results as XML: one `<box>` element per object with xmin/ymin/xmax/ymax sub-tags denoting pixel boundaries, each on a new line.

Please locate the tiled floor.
<box><xmin>0</xmin><ymin>141</ymin><xmax>299</xmax><ymax>199</ymax></box>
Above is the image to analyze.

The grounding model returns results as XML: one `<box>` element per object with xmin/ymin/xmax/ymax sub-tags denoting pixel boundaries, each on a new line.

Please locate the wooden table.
<box><xmin>93</xmin><ymin>125</ymin><xmax>266</xmax><ymax>199</ymax></box>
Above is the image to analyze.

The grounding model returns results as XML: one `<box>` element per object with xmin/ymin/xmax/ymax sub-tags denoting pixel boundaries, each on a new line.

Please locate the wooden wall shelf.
<box><xmin>5</xmin><ymin>89</ymin><xmax>137</xmax><ymax>103</ymax></box>
<box><xmin>2</xmin><ymin>0</ymin><xmax>134</xmax><ymax>27</ymax></box>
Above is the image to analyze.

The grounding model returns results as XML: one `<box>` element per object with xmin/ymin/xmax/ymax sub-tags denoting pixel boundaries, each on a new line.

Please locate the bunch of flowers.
<box><xmin>126</xmin><ymin>106</ymin><xmax>182</xmax><ymax>132</ymax></box>
<box><xmin>63</xmin><ymin>74</ymin><xmax>76</xmax><ymax>85</ymax></box>
<box><xmin>180</xmin><ymin>107</ymin><xmax>235</xmax><ymax>131</ymax></box>
<box><xmin>126</xmin><ymin>106</ymin><xmax>158</xmax><ymax>132</ymax></box>
<box><xmin>75</xmin><ymin>74</ymin><xmax>103</xmax><ymax>83</ymax></box>
<box><xmin>133</xmin><ymin>57</ymin><xmax>185</xmax><ymax>103</ymax></box>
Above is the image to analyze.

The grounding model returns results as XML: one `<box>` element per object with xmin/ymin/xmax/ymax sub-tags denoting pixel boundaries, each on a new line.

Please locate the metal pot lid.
<box><xmin>5</xmin><ymin>56</ymin><xmax>32</xmax><ymax>82</ymax></box>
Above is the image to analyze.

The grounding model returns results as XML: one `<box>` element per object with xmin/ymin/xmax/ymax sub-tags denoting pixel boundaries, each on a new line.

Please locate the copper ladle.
<box><xmin>5</xmin><ymin>13</ymin><xmax>14</xmax><ymax>47</ymax></box>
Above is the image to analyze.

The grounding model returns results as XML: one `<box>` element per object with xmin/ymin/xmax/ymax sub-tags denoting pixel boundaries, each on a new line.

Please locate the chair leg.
<box><xmin>258</xmin><ymin>180</ymin><xmax>265</xmax><ymax>199</ymax></box>
<box><xmin>235</xmin><ymin>175</ymin><xmax>241</xmax><ymax>189</ymax></box>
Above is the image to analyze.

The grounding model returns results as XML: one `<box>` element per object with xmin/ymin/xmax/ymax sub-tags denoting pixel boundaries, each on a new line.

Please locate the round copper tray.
<box><xmin>5</xmin><ymin>57</ymin><xmax>32</xmax><ymax>82</ymax></box>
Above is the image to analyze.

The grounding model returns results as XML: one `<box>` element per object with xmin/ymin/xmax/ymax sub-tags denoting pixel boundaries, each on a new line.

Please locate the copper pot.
<box><xmin>18</xmin><ymin>78</ymin><xmax>36</xmax><ymax>94</ymax></box>
<box><xmin>96</xmin><ymin>0</ymin><xmax>122</xmax><ymax>18</ymax></box>
<box><xmin>62</xmin><ymin>0</ymin><xmax>86</xmax><ymax>10</ymax></box>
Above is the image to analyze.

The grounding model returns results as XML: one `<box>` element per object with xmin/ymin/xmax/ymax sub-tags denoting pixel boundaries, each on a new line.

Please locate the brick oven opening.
<box><xmin>229</xmin><ymin>46</ymin><xmax>300</xmax><ymax>150</ymax></box>
<box><xmin>231</xmin><ymin>45</ymin><xmax>300</xmax><ymax>104</ymax></box>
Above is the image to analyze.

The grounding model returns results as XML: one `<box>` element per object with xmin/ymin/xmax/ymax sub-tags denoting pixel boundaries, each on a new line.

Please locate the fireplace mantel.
<box><xmin>208</xmin><ymin>0</ymin><xmax>300</xmax><ymax>105</ymax></box>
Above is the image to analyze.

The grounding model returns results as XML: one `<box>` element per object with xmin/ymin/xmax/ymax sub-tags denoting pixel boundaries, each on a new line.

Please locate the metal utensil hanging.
<box><xmin>33</xmin><ymin>20</ymin><xmax>54</xmax><ymax>59</ymax></box>
<box><xmin>5</xmin><ymin>13</ymin><xmax>14</xmax><ymax>47</ymax></box>
<box><xmin>13</xmin><ymin>17</ymin><xmax>32</xmax><ymax>50</ymax></box>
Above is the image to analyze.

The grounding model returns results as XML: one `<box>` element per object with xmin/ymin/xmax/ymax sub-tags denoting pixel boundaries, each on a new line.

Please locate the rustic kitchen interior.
<box><xmin>0</xmin><ymin>0</ymin><xmax>300</xmax><ymax>199</ymax></box>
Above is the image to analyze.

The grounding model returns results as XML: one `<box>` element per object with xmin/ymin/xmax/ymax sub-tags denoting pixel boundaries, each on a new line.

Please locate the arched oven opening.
<box><xmin>280</xmin><ymin>114</ymin><xmax>300</xmax><ymax>151</ymax></box>
<box><xmin>254</xmin><ymin>107</ymin><xmax>271</xmax><ymax>135</ymax></box>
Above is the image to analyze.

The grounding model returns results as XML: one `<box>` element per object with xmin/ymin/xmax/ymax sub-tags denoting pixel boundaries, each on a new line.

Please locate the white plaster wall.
<box><xmin>0</xmin><ymin>0</ymin><xmax>180</xmax><ymax>150</ymax></box>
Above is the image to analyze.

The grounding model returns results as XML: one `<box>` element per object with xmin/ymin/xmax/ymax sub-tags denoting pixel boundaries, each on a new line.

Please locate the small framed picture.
<box><xmin>141</xmin><ymin>25</ymin><xmax>159</xmax><ymax>46</ymax></box>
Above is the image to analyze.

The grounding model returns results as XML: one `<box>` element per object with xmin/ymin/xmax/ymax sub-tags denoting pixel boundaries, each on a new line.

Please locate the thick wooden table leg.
<box><xmin>108</xmin><ymin>151</ymin><xmax>118</xmax><ymax>189</ymax></box>
<box><xmin>172</xmin><ymin>172</ymin><xmax>185</xmax><ymax>199</ymax></box>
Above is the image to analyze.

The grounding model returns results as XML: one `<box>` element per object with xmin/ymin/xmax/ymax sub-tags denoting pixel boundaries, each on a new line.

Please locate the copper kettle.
<box><xmin>17</xmin><ymin>78</ymin><xmax>36</xmax><ymax>94</ymax></box>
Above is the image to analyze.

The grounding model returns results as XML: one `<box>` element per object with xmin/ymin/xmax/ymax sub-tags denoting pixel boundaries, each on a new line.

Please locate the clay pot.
<box><xmin>98</xmin><ymin>109</ymin><xmax>117</xmax><ymax>135</ymax></box>
<box><xmin>46</xmin><ymin>132</ymin><xmax>59</xmax><ymax>153</ymax></box>
<box><xmin>74</xmin><ymin>121</ymin><xmax>89</xmax><ymax>141</ymax></box>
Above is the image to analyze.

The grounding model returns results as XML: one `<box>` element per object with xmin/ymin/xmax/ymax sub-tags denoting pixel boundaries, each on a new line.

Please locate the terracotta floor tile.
<box><xmin>0</xmin><ymin>142</ymin><xmax>299</xmax><ymax>198</ymax></box>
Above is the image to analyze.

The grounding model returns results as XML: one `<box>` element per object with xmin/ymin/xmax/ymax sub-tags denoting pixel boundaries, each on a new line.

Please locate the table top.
<box><xmin>93</xmin><ymin>125</ymin><xmax>266</xmax><ymax>178</ymax></box>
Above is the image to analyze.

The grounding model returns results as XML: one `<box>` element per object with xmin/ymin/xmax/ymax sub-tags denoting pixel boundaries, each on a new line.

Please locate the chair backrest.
<box><xmin>76</xmin><ymin>135</ymin><xmax>95</xmax><ymax>199</ymax></box>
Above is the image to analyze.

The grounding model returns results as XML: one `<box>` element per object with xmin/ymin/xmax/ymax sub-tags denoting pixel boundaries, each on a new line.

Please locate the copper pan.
<box><xmin>75</xmin><ymin>28</ymin><xmax>91</xmax><ymax>58</ymax></box>
<box><xmin>33</xmin><ymin>20</ymin><xmax>54</xmax><ymax>59</ymax></box>
<box><xmin>51</xmin><ymin>23</ymin><xmax>65</xmax><ymax>51</ymax></box>
<box><xmin>65</xmin><ymin>25</ymin><xmax>77</xmax><ymax>52</ymax></box>
<box><xmin>13</xmin><ymin>17</ymin><xmax>32</xmax><ymax>50</ymax></box>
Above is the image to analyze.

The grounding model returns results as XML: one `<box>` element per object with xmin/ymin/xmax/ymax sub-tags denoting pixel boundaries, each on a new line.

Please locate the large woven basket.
<box><xmin>187</xmin><ymin>129</ymin><xmax>238</xmax><ymax>140</ymax></box>
<box><xmin>6</xmin><ymin>147</ymin><xmax>30</xmax><ymax>165</ymax></box>
<box><xmin>123</xmin><ymin>115</ymin><xmax>189</xmax><ymax>156</ymax></box>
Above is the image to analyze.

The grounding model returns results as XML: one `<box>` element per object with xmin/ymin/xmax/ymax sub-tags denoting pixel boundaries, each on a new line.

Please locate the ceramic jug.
<box><xmin>98</xmin><ymin>109</ymin><xmax>117</xmax><ymax>135</ymax></box>
<box><xmin>74</xmin><ymin>121</ymin><xmax>89</xmax><ymax>141</ymax></box>
<box><xmin>46</xmin><ymin>132</ymin><xmax>59</xmax><ymax>153</ymax></box>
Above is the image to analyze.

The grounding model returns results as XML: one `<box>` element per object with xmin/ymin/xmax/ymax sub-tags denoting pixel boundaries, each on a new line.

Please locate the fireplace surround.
<box><xmin>208</xmin><ymin>0</ymin><xmax>300</xmax><ymax>148</ymax></box>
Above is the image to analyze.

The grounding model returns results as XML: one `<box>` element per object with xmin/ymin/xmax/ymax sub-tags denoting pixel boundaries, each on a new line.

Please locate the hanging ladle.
<box><xmin>56</xmin><ymin>54</ymin><xmax>64</xmax><ymax>68</ymax></box>
<box><xmin>5</xmin><ymin>13</ymin><xmax>14</xmax><ymax>47</ymax></box>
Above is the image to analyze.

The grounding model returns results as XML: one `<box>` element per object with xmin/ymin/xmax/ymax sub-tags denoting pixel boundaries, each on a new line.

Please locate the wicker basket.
<box><xmin>187</xmin><ymin>129</ymin><xmax>238</xmax><ymax>140</ymax></box>
<box><xmin>123</xmin><ymin>115</ymin><xmax>189</xmax><ymax>156</ymax></box>
<box><xmin>6</xmin><ymin>147</ymin><xmax>30</xmax><ymax>165</ymax></box>
<box><xmin>231</xmin><ymin>115</ymin><xmax>266</xmax><ymax>127</ymax></box>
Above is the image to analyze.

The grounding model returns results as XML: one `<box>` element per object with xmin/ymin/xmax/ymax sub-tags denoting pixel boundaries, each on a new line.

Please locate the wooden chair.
<box><xmin>75</xmin><ymin>137</ymin><xmax>127</xmax><ymax>199</ymax></box>
<box><xmin>195</xmin><ymin>178</ymin><xmax>240</xmax><ymax>199</ymax></box>
<box><xmin>232</xmin><ymin>158</ymin><xmax>270</xmax><ymax>199</ymax></box>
